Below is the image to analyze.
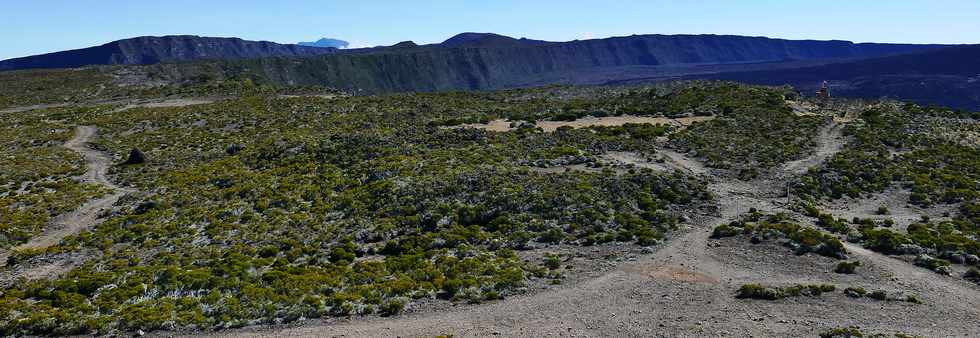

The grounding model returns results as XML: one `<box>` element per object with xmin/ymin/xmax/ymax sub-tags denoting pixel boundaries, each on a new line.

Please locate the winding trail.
<box><xmin>0</xmin><ymin>126</ymin><xmax>132</xmax><ymax>278</ymax></box>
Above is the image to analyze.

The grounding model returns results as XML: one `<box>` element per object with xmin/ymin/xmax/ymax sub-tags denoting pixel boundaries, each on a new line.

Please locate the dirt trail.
<box><xmin>175</xmin><ymin>119</ymin><xmax>980</xmax><ymax>337</ymax></box>
<box><xmin>781</xmin><ymin>121</ymin><xmax>845</xmax><ymax>175</ymax></box>
<box><xmin>0</xmin><ymin>126</ymin><xmax>132</xmax><ymax>276</ymax></box>
<box><xmin>0</xmin><ymin>103</ymin><xmax>69</xmax><ymax>115</ymax></box>
<box><xmin>657</xmin><ymin>148</ymin><xmax>709</xmax><ymax>175</ymax></box>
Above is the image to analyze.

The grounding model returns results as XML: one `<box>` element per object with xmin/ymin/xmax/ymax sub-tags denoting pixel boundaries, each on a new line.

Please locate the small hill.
<box><xmin>440</xmin><ymin>32</ymin><xmax>547</xmax><ymax>48</ymax></box>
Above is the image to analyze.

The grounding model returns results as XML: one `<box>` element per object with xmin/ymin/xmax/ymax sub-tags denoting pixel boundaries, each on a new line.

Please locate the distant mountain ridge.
<box><xmin>127</xmin><ymin>33</ymin><xmax>946</xmax><ymax>94</ymax></box>
<box><xmin>1</xmin><ymin>33</ymin><xmax>947</xmax><ymax>73</ymax></box>
<box><xmin>298</xmin><ymin>38</ymin><xmax>350</xmax><ymax>49</ymax></box>
<box><xmin>5</xmin><ymin>32</ymin><xmax>973</xmax><ymax>108</ymax></box>
<box><xmin>0</xmin><ymin>35</ymin><xmax>339</xmax><ymax>71</ymax></box>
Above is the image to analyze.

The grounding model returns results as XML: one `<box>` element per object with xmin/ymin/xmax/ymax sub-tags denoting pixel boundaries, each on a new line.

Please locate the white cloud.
<box><xmin>347</xmin><ymin>41</ymin><xmax>377</xmax><ymax>49</ymax></box>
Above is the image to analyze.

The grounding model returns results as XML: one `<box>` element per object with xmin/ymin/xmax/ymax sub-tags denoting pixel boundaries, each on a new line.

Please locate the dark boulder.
<box><xmin>226</xmin><ymin>144</ymin><xmax>245</xmax><ymax>155</ymax></box>
<box><xmin>123</xmin><ymin>148</ymin><xmax>146</xmax><ymax>165</ymax></box>
<box><xmin>135</xmin><ymin>201</ymin><xmax>157</xmax><ymax>214</ymax></box>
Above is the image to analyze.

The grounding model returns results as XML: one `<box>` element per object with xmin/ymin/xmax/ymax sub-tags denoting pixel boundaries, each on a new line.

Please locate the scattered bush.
<box><xmin>736</xmin><ymin>283</ymin><xmax>835</xmax><ymax>300</ymax></box>
<box><xmin>820</xmin><ymin>326</ymin><xmax>863</xmax><ymax>338</ymax></box>
<box><xmin>543</xmin><ymin>253</ymin><xmax>562</xmax><ymax>270</ymax></box>
<box><xmin>380</xmin><ymin>299</ymin><xmax>406</xmax><ymax>317</ymax></box>
<box><xmin>834</xmin><ymin>261</ymin><xmax>861</xmax><ymax>274</ymax></box>
<box><xmin>736</xmin><ymin>283</ymin><xmax>781</xmax><ymax>300</ymax></box>
<box><xmin>965</xmin><ymin>268</ymin><xmax>980</xmax><ymax>284</ymax></box>
<box><xmin>711</xmin><ymin>223</ymin><xmax>740</xmax><ymax>238</ymax></box>
<box><xmin>844</xmin><ymin>287</ymin><xmax>866</xmax><ymax>298</ymax></box>
<box><xmin>914</xmin><ymin>255</ymin><xmax>952</xmax><ymax>275</ymax></box>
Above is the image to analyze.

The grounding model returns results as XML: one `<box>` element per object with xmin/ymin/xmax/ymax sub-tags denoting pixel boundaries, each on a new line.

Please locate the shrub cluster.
<box><xmin>712</xmin><ymin>212</ymin><xmax>847</xmax><ymax>259</ymax></box>
<box><xmin>736</xmin><ymin>283</ymin><xmax>836</xmax><ymax>300</ymax></box>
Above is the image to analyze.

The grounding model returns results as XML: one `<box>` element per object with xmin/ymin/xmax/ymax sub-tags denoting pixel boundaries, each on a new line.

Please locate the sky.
<box><xmin>2</xmin><ymin>0</ymin><xmax>979</xmax><ymax>60</ymax></box>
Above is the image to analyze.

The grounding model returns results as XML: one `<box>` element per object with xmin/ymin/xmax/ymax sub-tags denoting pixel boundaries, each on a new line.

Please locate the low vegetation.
<box><xmin>738</xmin><ymin>283</ymin><xmax>920</xmax><ymax>305</ymax></box>
<box><xmin>835</xmin><ymin>261</ymin><xmax>861</xmax><ymax>274</ymax></box>
<box><xmin>712</xmin><ymin>212</ymin><xmax>847</xmax><ymax>259</ymax></box>
<box><xmin>0</xmin><ymin>82</ymin><xmax>765</xmax><ymax>335</ymax></box>
<box><xmin>0</xmin><ymin>74</ymin><xmax>970</xmax><ymax>335</ymax></box>
<box><xmin>669</xmin><ymin>92</ymin><xmax>823</xmax><ymax>176</ymax></box>
<box><xmin>795</xmin><ymin>103</ymin><xmax>980</xmax><ymax>280</ymax></box>
<box><xmin>820</xmin><ymin>326</ymin><xmax>922</xmax><ymax>338</ymax></box>
<box><xmin>736</xmin><ymin>283</ymin><xmax>835</xmax><ymax>300</ymax></box>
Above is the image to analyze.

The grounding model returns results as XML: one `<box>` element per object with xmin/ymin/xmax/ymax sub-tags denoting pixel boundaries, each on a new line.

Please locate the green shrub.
<box><xmin>538</xmin><ymin>228</ymin><xmax>566</xmax><ymax>244</ymax></box>
<box><xmin>819</xmin><ymin>326</ymin><xmax>863</xmax><ymax>338</ymax></box>
<box><xmin>736</xmin><ymin>283</ymin><xmax>835</xmax><ymax>300</ymax></box>
<box><xmin>861</xmin><ymin>228</ymin><xmax>910</xmax><ymax>255</ymax></box>
<box><xmin>736</xmin><ymin>283</ymin><xmax>780</xmax><ymax>300</ymax></box>
<box><xmin>843</xmin><ymin>287</ymin><xmax>866</xmax><ymax>298</ymax></box>
<box><xmin>965</xmin><ymin>268</ymin><xmax>980</xmax><ymax>283</ymax></box>
<box><xmin>817</xmin><ymin>213</ymin><xmax>849</xmax><ymax>233</ymax></box>
<box><xmin>380</xmin><ymin>299</ymin><xmax>406</xmax><ymax>317</ymax></box>
<box><xmin>711</xmin><ymin>224</ymin><xmax>739</xmax><ymax>238</ymax></box>
<box><xmin>543</xmin><ymin>253</ymin><xmax>562</xmax><ymax>270</ymax></box>
<box><xmin>834</xmin><ymin>261</ymin><xmax>861</xmax><ymax>274</ymax></box>
<box><xmin>914</xmin><ymin>255</ymin><xmax>951</xmax><ymax>275</ymax></box>
<box><xmin>868</xmin><ymin>290</ymin><xmax>888</xmax><ymax>300</ymax></box>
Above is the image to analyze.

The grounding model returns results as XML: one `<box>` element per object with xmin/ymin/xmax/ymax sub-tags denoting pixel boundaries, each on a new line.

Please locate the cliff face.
<box><xmin>148</xmin><ymin>34</ymin><xmax>944</xmax><ymax>93</ymax></box>
<box><xmin>0</xmin><ymin>35</ymin><xmax>338</xmax><ymax>71</ymax></box>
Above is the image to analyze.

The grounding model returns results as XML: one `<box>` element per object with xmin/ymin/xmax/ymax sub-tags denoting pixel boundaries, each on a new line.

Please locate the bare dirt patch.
<box><xmin>278</xmin><ymin>94</ymin><xmax>340</xmax><ymax>99</ymax></box>
<box><xmin>624</xmin><ymin>264</ymin><xmax>720</xmax><ymax>284</ymax></box>
<box><xmin>110</xmin><ymin>98</ymin><xmax>216</xmax><ymax>113</ymax></box>
<box><xmin>530</xmin><ymin>150</ymin><xmax>708</xmax><ymax>175</ymax></box>
<box><xmin>452</xmin><ymin>115</ymin><xmax>715</xmax><ymax>133</ymax></box>
<box><xmin>537</xmin><ymin>115</ymin><xmax>714</xmax><ymax>132</ymax></box>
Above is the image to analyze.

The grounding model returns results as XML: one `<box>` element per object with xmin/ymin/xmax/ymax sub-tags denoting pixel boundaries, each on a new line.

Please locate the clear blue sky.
<box><xmin>2</xmin><ymin>0</ymin><xmax>978</xmax><ymax>60</ymax></box>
